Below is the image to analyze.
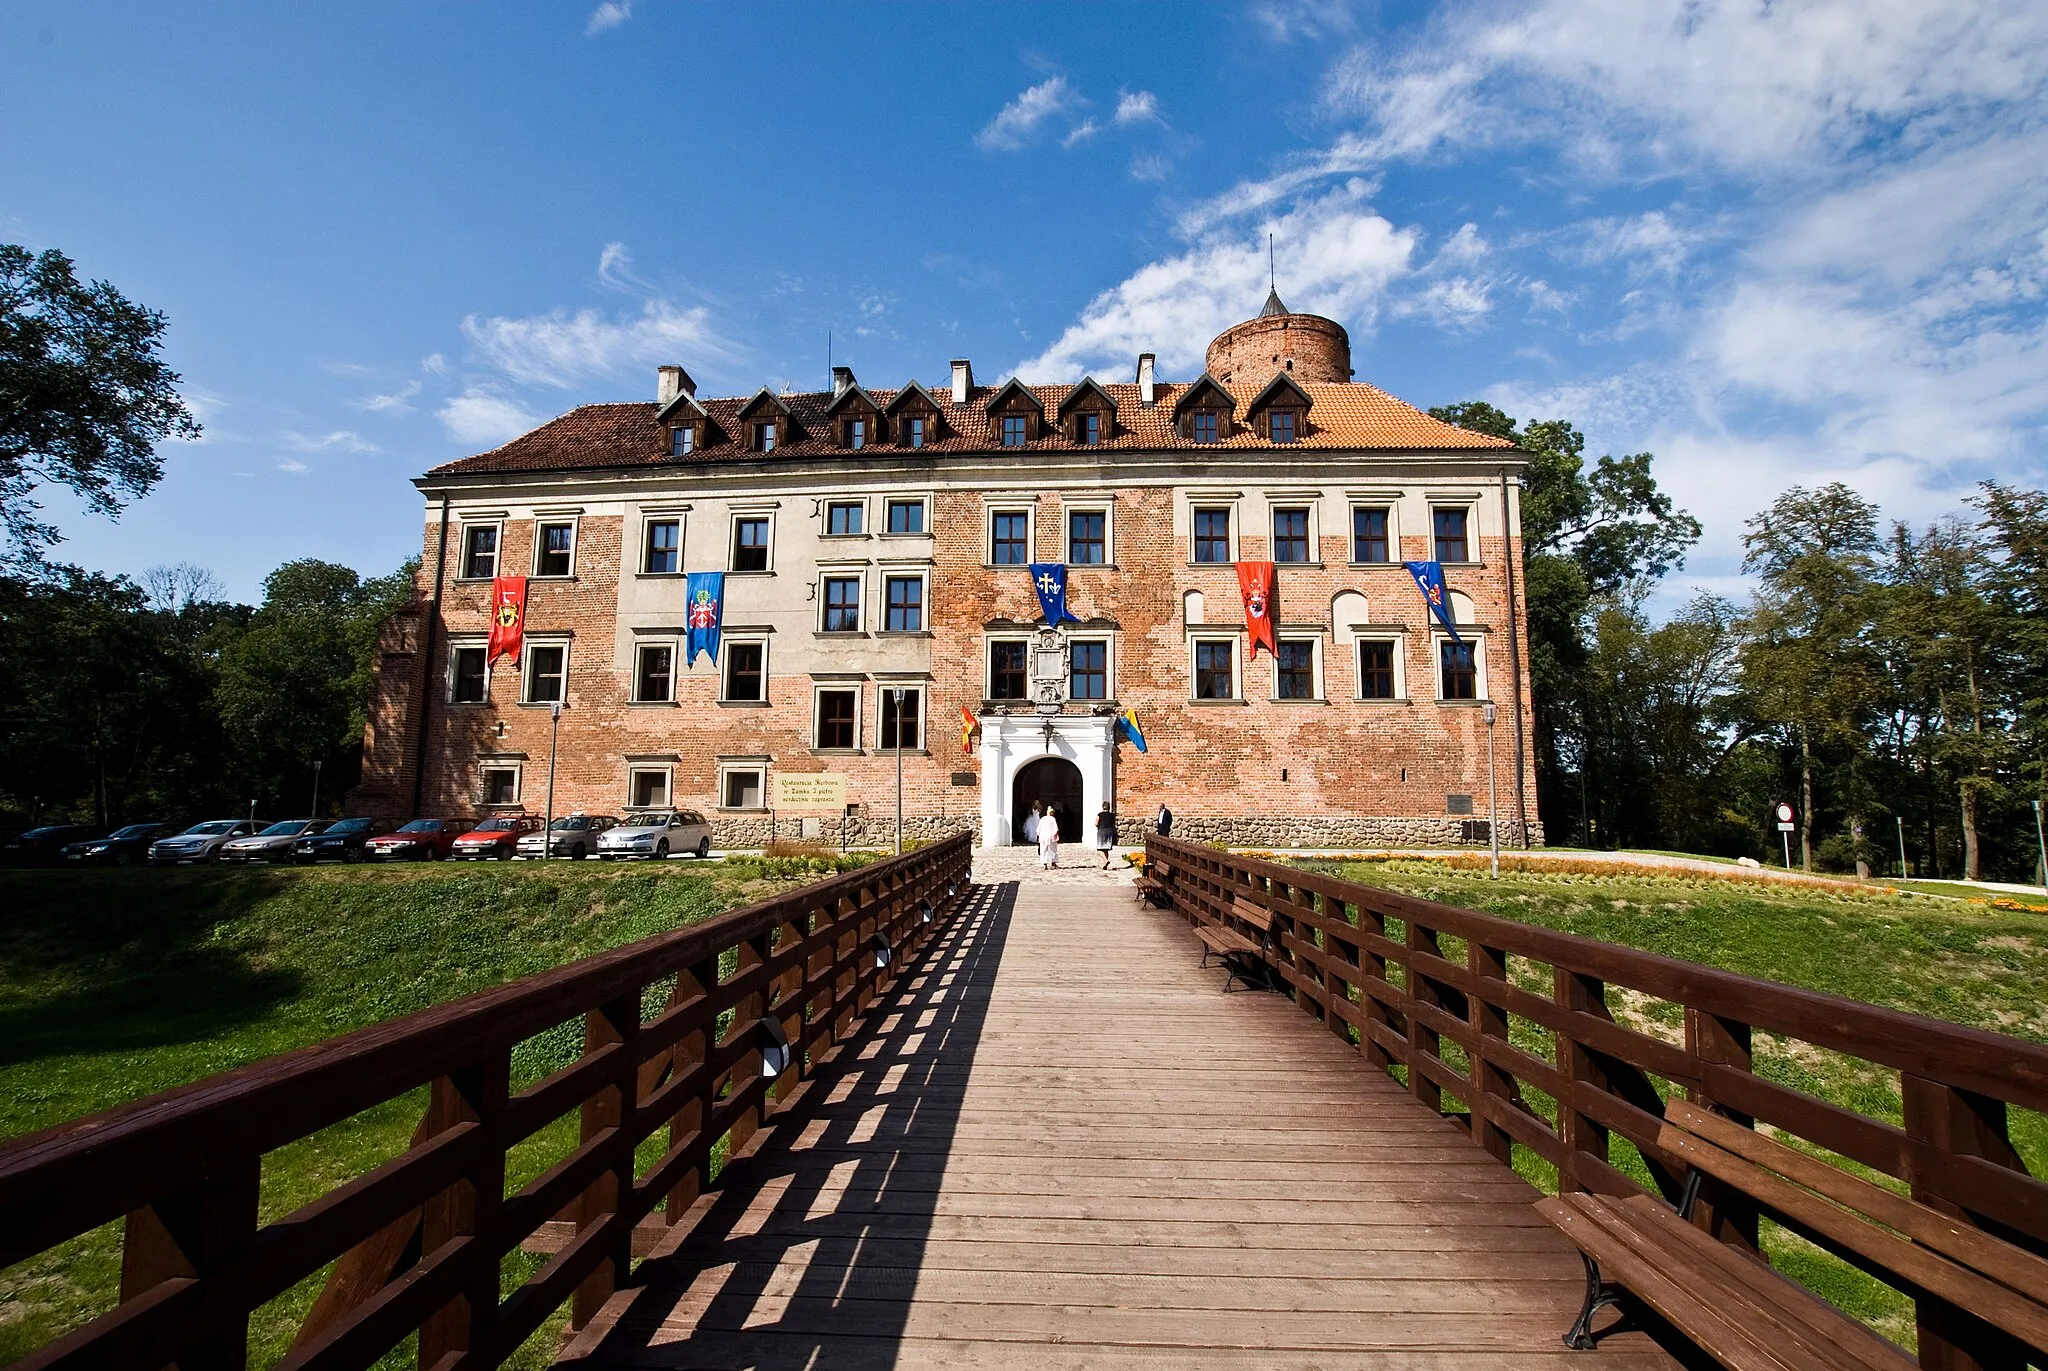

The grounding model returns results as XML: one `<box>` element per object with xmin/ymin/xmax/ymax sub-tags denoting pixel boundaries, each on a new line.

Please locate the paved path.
<box><xmin>564</xmin><ymin>854</ymin><xmax>1673</xmax><ymax>1368</ymax></box>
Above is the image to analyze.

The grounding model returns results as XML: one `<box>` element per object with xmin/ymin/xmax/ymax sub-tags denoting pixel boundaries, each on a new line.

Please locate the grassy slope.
<box><xmin>0</xmin><ymin>860</ymin><xmax>825</xmax><ymax>1369</ymax></box>
<box><xmin>1301</xmin><ymin>857</ymin><xmax>2048</xmax><ymax>1347</ymax></box>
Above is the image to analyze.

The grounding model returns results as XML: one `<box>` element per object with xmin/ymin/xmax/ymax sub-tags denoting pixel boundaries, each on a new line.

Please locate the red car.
<box><xmin>450</xmin><ymin>815</ymin><xmax>543</xmax><ymax>860</ymax></box>
<box><xmin>362</xmin><ymin>818</ymin><xmax>462</xmax><ymax>862</ymax></box>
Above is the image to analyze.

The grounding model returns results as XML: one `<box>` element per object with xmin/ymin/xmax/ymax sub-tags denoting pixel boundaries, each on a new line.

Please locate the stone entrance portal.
<box><xmin>1010</xmin><ymin>756</ymin><xmax>1084</xmax><ymax>844</ymax></box>
<box><xmin>977</xmin><ymin>714</ymin><xmax>1114</xmax><ymax>851</ymax></box>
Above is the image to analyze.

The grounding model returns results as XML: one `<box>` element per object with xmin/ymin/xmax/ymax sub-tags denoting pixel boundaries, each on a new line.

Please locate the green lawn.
<box><xmin>0</xmin><ymin>855</ymin><xmax>866</xmax><ymax>1369</ymax></box>
<box><xmin>1297</xmin><ymin>855</ymin><xmax>2048</xmax><ymax>1349</ymax></box>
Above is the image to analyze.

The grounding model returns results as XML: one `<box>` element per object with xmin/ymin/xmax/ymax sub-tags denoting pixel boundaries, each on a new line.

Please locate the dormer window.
<box><xmin>1246</xmin><ymin>374</ymin><xmax>1313</xmax><ymax>448</ymax></box>
<box><xmin>755</xmin><ymin>421</ymin><xmax>777</xmax><ymax>453</ymax></box>
<box><xmin>905</xmin><ymin>416</ymin><xmax>926</xmax><ymax>448</ymax></box>
<box><xmin>1077</xmin><ymin>412</ymin><xmax>1101</xmax><ymax>445</ymax></box>
<box><xmin>1269</xmin><ymin>411</ymin><xmax>1297</xmax><ymax>444</ymax></box>
<box><xmin>1001</xmin><ymin>415</ymin><xmax>1027</xmax><ymax>447</ymax></box>
<box><xmin>845</xmin><ymin>418</ymin><xmax>867</xmax><ymax>450</ymax></box>
<box><xmin>1191</xmin><ymin>411</ymin><xmax>1219</xmax><ymax>444</ymax></box>
<box><xmin>669</xmin><ymin>425</ymin><xmax>695</xmax><ymax>457</ymax></box>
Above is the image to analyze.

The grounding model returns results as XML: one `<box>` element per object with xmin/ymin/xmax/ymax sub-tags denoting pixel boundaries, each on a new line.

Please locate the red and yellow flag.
<box><xmin>960</xmin><ymin>705</ymin><xmax>978</xmax><ymax>753</ymax></box>
<box><xmin>486</xmin><ymin>575</ymin><xmax>528</xmax><ymax>667</ymax></box>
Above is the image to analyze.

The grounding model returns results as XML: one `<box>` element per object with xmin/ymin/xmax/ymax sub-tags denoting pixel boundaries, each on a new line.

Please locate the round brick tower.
<box><xmin>1203</xmin><ymin>288</ymin><xmax>1352</xmax><ymax>388</ymax></box>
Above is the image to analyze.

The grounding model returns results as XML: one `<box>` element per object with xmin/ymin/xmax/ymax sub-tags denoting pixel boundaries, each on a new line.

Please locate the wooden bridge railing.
<box><xmin>1145</xmin><ymin>836</ymin><xmax>2048</xmax><ymax>1370</ymax></box>
<box><xmin>0</xmin><ymin>833</ymin><xmax>973</xmax><ymax>1371</ymax></box>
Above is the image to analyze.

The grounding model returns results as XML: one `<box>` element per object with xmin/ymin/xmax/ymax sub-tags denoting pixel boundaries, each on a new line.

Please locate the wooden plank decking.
<box><xmin>563</xmin><ymin>856</ymin><xmax>1676</xmax><ymax>1368</ymax></box>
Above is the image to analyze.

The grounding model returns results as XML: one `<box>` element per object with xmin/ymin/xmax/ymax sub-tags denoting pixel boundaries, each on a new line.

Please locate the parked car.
<box><xmin>4</xmin><ymin>824</ymin><xmax>100</xmax><ymax>865</ymax></box>
<box><xmin>362</xmin><ymin>818</ymin><xmax>461</xmax><ymax>862</ymax></box>
<box><xmin>515</xmin><ymin>814</ymin><xmax>619</xmax><ymax>861</ymax></box>
<box><xmin>292</xmin><ymin>817</ymin><xmax>395</xmax><ymax>864</ymax></box>
<box><xmin>221</xmin><ymin>819</ymin><xmax>331</xmax><ymax>864</ymax></box>
<box><xmin>149</xmin><ymin>819</ymin><xmax>264</xmax><ymax>865</ymax></box>
<box><xmin>62</xmin><ymin>822</ymin><xmax>178</xmax><ymax>866</ymax></box>
<box><xmin>597</xmin><ymin>810</ymin><xmax>713</xmax><ymax>860</ymax></box>
<box><xmin>450</xmin><ymin>815</ymin><xmax>543</xmax><ymax>860</ymax></box>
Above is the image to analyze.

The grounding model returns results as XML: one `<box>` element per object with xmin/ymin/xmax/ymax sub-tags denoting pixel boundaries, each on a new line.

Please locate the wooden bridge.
<box><xmin>3</xmin><ymin>834</ymin><xmax>2045</xmax><ymax>1370</ymax></box>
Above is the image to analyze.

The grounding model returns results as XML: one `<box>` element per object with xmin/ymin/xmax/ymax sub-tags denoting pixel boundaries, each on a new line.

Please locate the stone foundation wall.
<box><xmin>1118</xmin><ymin>814</ymin><xmax>1544</xmax><ymax>850</ymax></box>
<box><xmin>711</xmin><ymin>814</ymin><xmax>977</xmax><ymax>850</ymax></box>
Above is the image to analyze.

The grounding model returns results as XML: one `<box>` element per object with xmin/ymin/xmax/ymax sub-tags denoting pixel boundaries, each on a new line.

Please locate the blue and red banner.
<box><xmin>1404</xmin><ymin>560</ymin><xmax>1463</xmax><ymax>643</ymax></box>
<box><xmin>685</xmin><ymin>571</ymin><xmax>724</xmax><ymax>665</ymax></box>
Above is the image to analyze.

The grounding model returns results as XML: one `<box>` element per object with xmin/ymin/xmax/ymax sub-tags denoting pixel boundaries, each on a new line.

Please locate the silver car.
<box><xmin>596</xmin><ymin>810</ymin><xmax>712</xmax><ymax>860</ymax></box>
<box><xmin>516</xmin><ymin>814</ymin><xmax>619</xmax><ymax>861</ymax></box>
<box><xmin>221</xmin><ymin>819</ymin><xmax>331</xmax><ymax>863</ymax></box>
<box><xmin>149</xmin><ymin>819</ymin><xmax>263</xmax><ymax>865</ymax></box>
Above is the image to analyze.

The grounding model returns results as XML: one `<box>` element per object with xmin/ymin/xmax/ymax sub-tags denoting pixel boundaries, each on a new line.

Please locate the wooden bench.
<box><xmin>1132</xmin><ymin>874</ymin><xmax>1173</xmax><ymax>908</ymax></box>
<box><xmin>1537</xmin><ymin>1097</ymin><xmax>2048</xmax><ymax>1368</ymax></box>
<box><xmin>1192</xmin><ymin>895</ymin><xmax>1275</xmax><ymax>993</ymax></box>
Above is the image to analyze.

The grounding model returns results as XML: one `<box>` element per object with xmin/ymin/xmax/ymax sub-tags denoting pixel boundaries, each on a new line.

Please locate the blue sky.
<box><xmin>5</xmin><ymin>0</ymin><xmax>2045</xmax><ymax>606</ymax></box>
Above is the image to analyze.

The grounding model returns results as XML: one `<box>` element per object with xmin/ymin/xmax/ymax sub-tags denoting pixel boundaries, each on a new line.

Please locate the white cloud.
<box><xmin>438</xmin><ymin>389</ymin><xmax>542</xmax><ymax>447</ymax></box>
<box><xmin>596</xmin><ymin>241</ymin><xmax>646</xmax><ymax>292</ymax></box>
<box><xmin>1129</xmin><ymin>153</ymin><xmax>1174</xmax><ymax>184</ymax></box>
<box><xmin>1114</xmin><ymin>90</ymin><xmax>1162</xmax><ymax>126</ymax></box>
<box><xmin>1016</xmin><ymin>182</ymin><xmax>1416</xmax><ymax>380</ymax></box>
<box><xmin>357</xmin><ymin>380</ymin><xmax>420</xmax><ymax>413</ymax></box>
<box><xmin>1569</xmin><ymin>212</ymin><xmax>1691</xmax><ymax>277</ymax></box>
<box><xmin>275</xmin><ymin>458</ymin><xmax>310</xmax><ymax>476</ymax></box>
<box><xmin>976</xmin><ymin>77</ymin><xmax>1080</xmax><ymax>152</ymax></box>
<box><xmin>461</xmin><ymin>298</ymin><xmax>728</xmax><ymax>388</ymax></box>
<box><xmin>585</xmin><ymin>1</ymin><xmax>631</xmax><ymax>35</ymax></box>
<box><xmin>1062</xmin><ymin>119</ymin><xmax>1101</xmax><ymax>149</ymax></box>
<box><xmin>421</xmin><ymin>353</ymin><xmax>448</xmax><ymax>375</ymax></box>
<box><xmin>282</xmin><ymin>429</ymin><xmax>377</xmax><ymax>453</ymax></box>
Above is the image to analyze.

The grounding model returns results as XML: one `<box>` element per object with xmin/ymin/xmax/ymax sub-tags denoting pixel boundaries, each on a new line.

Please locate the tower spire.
<box><xmin>1261</xmin><ymin>236</ymin><xmax>1288</xmax><ymax>315</ymax></box>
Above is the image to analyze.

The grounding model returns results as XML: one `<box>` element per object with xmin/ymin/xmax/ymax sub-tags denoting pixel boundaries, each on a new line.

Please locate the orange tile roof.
<box><xmin>425</xmin><ymin>380</ymin><xmax>1516</xmax><ymax>478</ymax></box>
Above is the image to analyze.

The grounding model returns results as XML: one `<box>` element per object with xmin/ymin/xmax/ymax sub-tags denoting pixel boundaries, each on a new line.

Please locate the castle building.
<box><xmin>354</xmin><ymin>298</ymin><xmax>1540</xmax><ymax>848</ymax></box>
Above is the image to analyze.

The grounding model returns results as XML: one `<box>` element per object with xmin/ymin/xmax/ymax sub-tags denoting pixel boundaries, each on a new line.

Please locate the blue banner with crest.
<box><xmin>1027</xmin><ymin>563</ymin><xmax>1082</xmax><ymax>625</ymax></box>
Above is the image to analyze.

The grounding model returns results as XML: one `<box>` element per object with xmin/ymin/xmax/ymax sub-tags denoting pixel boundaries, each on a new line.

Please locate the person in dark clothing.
<box><xmin>1155</xmin><ymin>804</ymin><xmax>1173</xmax><ymax>837</ymax></box>
<box><xmin>1094</xmin><ymin>804</ymin><xmax>1117</xmax><ymax>869</ymax></box>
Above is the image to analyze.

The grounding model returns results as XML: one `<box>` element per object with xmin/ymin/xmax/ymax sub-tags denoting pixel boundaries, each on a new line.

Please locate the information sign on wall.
<box><xmin>773</xmin><ymin>772</ymin><xmax>848</xmax><ymax>810</ymax></box>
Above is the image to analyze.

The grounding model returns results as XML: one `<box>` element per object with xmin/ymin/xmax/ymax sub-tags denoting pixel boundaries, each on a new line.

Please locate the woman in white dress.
<box><xmin>1023</xmin><ymin>801</ymin><xmax>1042</xmax><ymax>846</ymax></box>
<box><xmin>1037</xmin><ymin>804</ymin><xmax>1061</xmax><ymax>869</ymax></box>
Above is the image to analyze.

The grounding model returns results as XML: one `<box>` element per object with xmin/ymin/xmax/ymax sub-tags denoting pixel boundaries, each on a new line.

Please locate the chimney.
<box><xmin>1137</xmin><ymin>353</ymin><xmax>1156</xmax><ymax>406</ymax></box>
<box><xmin>950</xmin><ymin>359</ymin><xmax>973</xmax><ymax>404</ymax></box>
<box><xmin>656</xmin><ymin>365</ymin><xmax>694</xmax><ymax>407</ymax></box>
<box><xmin>832</xmin><ymin>366</ymin><xmax>855</xmax><ymax>399</ymax></box>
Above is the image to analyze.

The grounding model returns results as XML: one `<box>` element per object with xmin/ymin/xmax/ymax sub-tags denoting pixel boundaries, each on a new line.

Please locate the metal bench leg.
<box><xmin>1563</xmin><ymin>1253</ymin><xmax>1622</xmax><ymax>1350</ymax></box>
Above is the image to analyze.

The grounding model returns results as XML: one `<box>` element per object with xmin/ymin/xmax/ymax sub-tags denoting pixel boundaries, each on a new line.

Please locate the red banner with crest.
<box><xmin>1235</xmin><ymin>560</ymin><xmax>1276</xmax><ymax>658</ymax></box>
<box><xmin>486</xmin><ymin>575</ymin><xmax>527</xmax><ymax>667</ymax></box>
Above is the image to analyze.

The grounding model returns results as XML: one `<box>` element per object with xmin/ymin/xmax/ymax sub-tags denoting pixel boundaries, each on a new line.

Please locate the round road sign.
<box><xmin>1774</xmin><ymin>802</ymin><xmax>1795</xmax><ymax>824</ymax></box>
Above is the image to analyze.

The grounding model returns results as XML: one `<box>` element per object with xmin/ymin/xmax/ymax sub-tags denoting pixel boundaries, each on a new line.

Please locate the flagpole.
<box><xmin>545</xmin><ymin>700</ymin><xmax>561</xmax><ymax>859</ymax></box>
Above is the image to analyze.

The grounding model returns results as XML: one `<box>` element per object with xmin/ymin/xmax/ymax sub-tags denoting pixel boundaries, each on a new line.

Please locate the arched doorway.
<box><xmin>1011</xmin><ymin>756</ymin><xmax>1083</xmax><ymax>844</ymax></box>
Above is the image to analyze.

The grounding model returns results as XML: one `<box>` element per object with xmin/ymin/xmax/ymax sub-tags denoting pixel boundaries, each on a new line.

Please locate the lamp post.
<box><xmin>2034</xmin><ymin>799</ymin><xmax>2046</xmax><ymax>895</ymax></box>
<box><xmin>1482</xmin><ymin>700</ymin><xmax>1500</xmax><ymax>880</ymax></box>
<box><xmin>545</xmin><ymin>699</ymin><xmax>561</xmax><ymax>859</ymax></box>
<box><xmin>890</xmin><ymin>687</ymin><xmax>905</xmax><ymax>856</ymax></box>
<box><xmin>1896</xmin><ymin>815</ymin><xmax>1908</xmax><ymax>880</ymax></box>
<box><xmin>310</xmin><ymin>759</ymin><xmax>322</xmax><ymax>820</ymax></box>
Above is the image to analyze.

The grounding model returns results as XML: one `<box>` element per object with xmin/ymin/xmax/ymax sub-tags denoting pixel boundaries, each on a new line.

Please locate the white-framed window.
<box><xmin>1068</xmin><ymin>638</ymin><xmax>1111</xmax><ymax>701</ymax></box>
<box><xmin>627</xmin><ymin>766</ymin><xmax>672</xmax><ymax>810</ymax></box>
<box><xmin>986</xmin><ymin>637</ymin><xmax>1031</xmax><ymax>701</ymax></box>
<box><xmin>819</xmin><ymin>570</ymin><xmax>865</xmax><ymax>633</ymax></box>
<box><xmin>1431</xmin><ymin>504</ymin><xmax>1476</xmax><ymax>564</ymax></box>
<box><xmin>1272</xmin><ymin>636</ymin><xmax>1323</xmax><ymax>701</ymax></box>
<box><xmin>1350</xmin><ymin>504</ymin><xmax>1395</xmax><ymax>564</ymax></box>
<box><xmin>1269</xmin><ymin>504</ymin><xmax>1319</xmax><ymax>564</ymax></box>
<box><xmin>1191</xmin><ymin>504</ymin><xmax>1237</xmax><ymax>564</ymax></box>
<box><xmin>813</xmin><ymin>685</ymin><xmax>861</xmax><ymax>751</ymax></box>
<box><xmin>522</xmin><ymin>640</ymin><xmax>568</xmax><ymax>704</ymax></box>
<box><xmin>447</xmin><ymin>639</ymin><xmax>489</xmax><ymax>704</ymax></box>
<box><xmin>884</xmin><ymin>496</ymin><xmax>929</xmax><ymax>535</ymax></box>
<box><xmin>633</xmin><ymin>640</ymin><xmax>676</xmax><ymax>703</ymax></box>
<box><xmin>1065</xmin><ymin>503</ymin><xmax>1113</xmax><ymax>566</ymax></box>
<box><xmin>877</xmin><ymin>683</ymin><xmax>924</xmax><ymax>750</ymax></box>
<box><xmin>1190</xmin><ymin>636</ymin><xmax>1239</xmax><ymax>701</ymax></box>
<box><xmin>1433</xmin><ymin>633</ymin><xmax>1488</xmax><ymax>701</ymax></box>
<box><xmin>668</xmin><ymin>424</ymin><xmax>695</xmax><ymax>457</ymax></box>
<box><xmin>1355</xmin><ymin>636</ymin><xmax>1406</xmax><ymax>700</ymax></box>
<box><xmin>458</xmin><ymin>521</ymin><xmax>501</xmax><ymax>580</ymax></box>
<box><xmin>719</xmin><ymin>763</ymin><xmax>766</xmax><ymax>811</ymax></box>
<box><xmin>721</xmin><ymin>638</ymin><xmax>768</xmax><ymax>703</ymax></box>
<box><xmin>881</xmin><ymin>570</ymin><xmax>928</xmax><ymax>633</ymax></box>
<box><xmin>729</xmin><ymin>510</ymin><xmax>775</xmax><ymax>573</ymax></box>
<box><xmin>824</xmin><ymin>499</ymin><xmax>867</xmax><ymax>537</ymax></box>
<box><xmin>642</xmin><ymin>516</ymin><xmax>683</xmax><ymax>575</ymax></box>
<box><xmin>532</xmin><ymin>518</ymin><xmax>577</xmax><ymax>578</ymax></box>
<box><xmin>478</xmin><ymin>762</ymin><xmax>521</xmax><ymax>806</ymax></box>
<box><xmin>987</xmin><ymin>504</ymin><xmax>1034</xmax><ymax>566</ymax></box>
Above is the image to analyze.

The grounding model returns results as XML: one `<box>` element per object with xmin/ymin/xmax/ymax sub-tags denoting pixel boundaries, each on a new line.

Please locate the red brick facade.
<box><xmin>354</xmin><ymin>309</ymin><xmax>1541</xmax><ymax>849</ymax></box>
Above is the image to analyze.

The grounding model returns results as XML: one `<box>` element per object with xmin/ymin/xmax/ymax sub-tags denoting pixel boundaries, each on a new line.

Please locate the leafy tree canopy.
<box><xmin>0</xmin><ymin>244</ymin><xmax>200</xmax><ymax>566</ymax></box>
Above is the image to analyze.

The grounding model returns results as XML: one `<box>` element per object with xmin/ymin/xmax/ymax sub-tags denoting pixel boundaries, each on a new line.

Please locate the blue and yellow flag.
<box><xmin>1116</xmin><ymin>708</ymin><xmax>1147</xmax><ymax>753</ymax></box>
<box><xmin>1403</xmin><ymin>560</ymin><xmax>1463</xmax><ymax>644</ymax></box>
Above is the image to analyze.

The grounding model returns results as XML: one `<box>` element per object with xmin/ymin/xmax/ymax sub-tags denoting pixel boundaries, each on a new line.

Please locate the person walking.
<box><xmin>1023</xmin><ymin>800</ymin><xmax>1042</xmax><ymax>847</ymax></box>
<box><xmin>1037</xmin><ymin>802</ymin><xmax>1060</xmax><ymax>869</ymax></box>
<box><xmin>1094</xmin><ymin>803</ymin><xmax>1117</xmax><ymax>869</ymax></box>
<box><xmin>1155</xmin><ymin>803</ymin><xmax>1173</xmax><ymax>838</ymax></box>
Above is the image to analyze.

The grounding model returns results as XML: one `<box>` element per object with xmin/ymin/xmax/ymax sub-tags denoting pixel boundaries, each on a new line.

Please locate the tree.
<box><xmin>0</xmin><ymin>244</ymin><xmax>200</xmax><ymax>565</ymax></box>
<box><xmin>1429</xmin><ymin>402</ymin><xmax>1701</xmax><ymax>846</ymax></box>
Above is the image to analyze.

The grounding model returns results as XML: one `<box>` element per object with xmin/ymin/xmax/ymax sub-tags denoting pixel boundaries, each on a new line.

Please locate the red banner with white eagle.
<box><xmin>486</xmin><ymin>575</ymin><xmax>527</xmax><ymax>668</ymax></box>
<box><xmin>1236</xmin><ymin>560</ymin><xmax>1276</xmax><ymax>659</ymax></box>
